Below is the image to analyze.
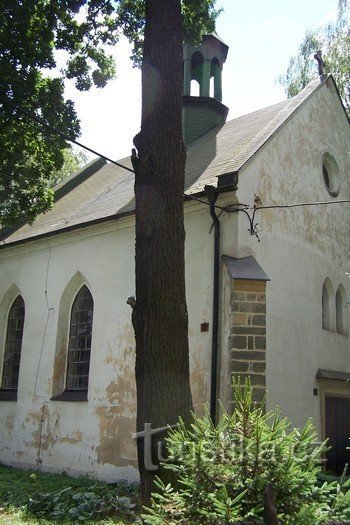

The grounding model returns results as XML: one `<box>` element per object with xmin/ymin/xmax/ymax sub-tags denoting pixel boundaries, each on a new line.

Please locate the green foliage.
<box><xmin>279</xmin><ymin>30</ymin><xmax>324</xmax><ymax>97</ymax></box>
<box><xmin>279</xmin><ymin>0</ymin><xmax>350</xmax><ymax>113</ymax></box>
<box><xmin>50</xmin><ymin>147</ymin><xmax>89</xmax><ymax>187</ymax></box>
<box><xmin>0</xmin><ymin>0</ymin><xmax>120</xmax><ymax>228</ymax></box>
<box><xmin>27</xmin><ymin>485</ymin><xmax>136</xmax><ymax>521</ymax></box>
<box><xmin>143</xmin><ymin>380</ymin><xmax>350</xmax><ymax>525</ymax></box>
<box><xmin>182</xmin><ymin>1</ymin><xmax>221</xmax><ymax>45</ymax></box>
<box><xmin>117</xmin><ymin>1</ymin><xmax>220</xmax><ymax>65</ymax></box>
<box><xmin>0</xmin><ymin>463</ymin><xmax>139</xmax><ymax>523</ymax></box>
<box><xmin>1</xmin><ymin>0</ymin><xmax>219</xmax><ymax>228</ymax></box>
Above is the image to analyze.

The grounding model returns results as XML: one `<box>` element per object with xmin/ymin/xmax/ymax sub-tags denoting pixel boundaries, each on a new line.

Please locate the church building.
<box><xmin>0</xmin><ymin>34</ymin><xmax>349</xmax><ymax>480</ymax></box>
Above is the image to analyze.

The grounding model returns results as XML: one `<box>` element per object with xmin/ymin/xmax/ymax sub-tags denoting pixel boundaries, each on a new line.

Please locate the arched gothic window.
<box><xmin>1</xmin><ymin>296</ymin><xmax>25</xmax><ymax>390</ymax></box>
<box><xmin>66</xmin><ymin>286</ymin><xmax>94</xmax><ymax>391</ymax></box>
<box><xmin>336</xmin><ymin>285</ymin><xmax>348</xmax><ymax>336</ymax></box>
<box><xmin>322</xmin><ymin>279</ymin><xmax>333</xmax><ymax>331</ymax></box>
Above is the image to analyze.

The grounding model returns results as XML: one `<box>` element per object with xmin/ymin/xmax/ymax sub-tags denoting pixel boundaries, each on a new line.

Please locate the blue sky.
<box><xmin>65</xmin><ymin>0</ymin><xmax>339</xmax><ymax>161</ymax></box>
<box><xmin>216</xmin><ymin>0</ymin><xmax>338</xmax><ymax>119</ymax></box>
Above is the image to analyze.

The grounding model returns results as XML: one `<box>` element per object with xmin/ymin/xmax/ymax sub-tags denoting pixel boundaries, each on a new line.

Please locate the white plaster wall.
<box><xmin>0</xmin><ymin>201</ymin><xmax>226</xmax><ymax>480</ymax></box>
<box><xmin>234</xmin><ymin>79</ymin><xmax>350</xmax><ymax>434</ymax></box>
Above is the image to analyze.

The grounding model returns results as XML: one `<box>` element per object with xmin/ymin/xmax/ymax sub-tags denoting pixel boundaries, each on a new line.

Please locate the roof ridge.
<box><xmin>218</xmin><ymin>76</ymin><xmax>325</xmax><ymax>175</ymax></box>
<box><xmin>54</xmin><ymin>157</ymin><xmax>107</xmax><ymax>202</ymax></box>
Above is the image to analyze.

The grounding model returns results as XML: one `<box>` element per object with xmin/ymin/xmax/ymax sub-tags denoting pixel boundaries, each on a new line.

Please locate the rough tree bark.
<box><xmin>131</xmin><ymin>0</ymin><xmax>193</xmax><ymax>505</ymax></box>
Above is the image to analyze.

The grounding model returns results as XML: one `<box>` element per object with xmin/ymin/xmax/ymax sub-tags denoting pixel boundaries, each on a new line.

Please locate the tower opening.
<box><xmin>191</xmin><ymin>51</ymin><xmax>204</xmax><ymax>93</ymax></box>
<box><xmin>191</xmin><ymin>79</ymin><xmax>200</xmax><ymax>97</ymax></box>
<box><xmin>210</xmin><ymin>76</ymin><xmax>215</xmax><ymax>98</ymax></box>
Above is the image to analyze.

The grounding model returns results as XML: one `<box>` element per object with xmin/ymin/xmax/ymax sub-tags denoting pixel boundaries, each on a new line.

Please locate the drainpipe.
<box><xmin>204</xmin><ymin>185</ymin><xmax>220</xmax><ymax>423</ymax></box>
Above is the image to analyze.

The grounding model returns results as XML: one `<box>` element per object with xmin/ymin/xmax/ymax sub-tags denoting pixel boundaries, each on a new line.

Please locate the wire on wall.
<box><xmin>33</xmin><ymin>238</ymin><xmax>54</xmax><ymax>397</ymax></box>
<box><xmin>229</xmin><ymin>200</ymin><xmax>350</xmax><ymax>241</ymax></box>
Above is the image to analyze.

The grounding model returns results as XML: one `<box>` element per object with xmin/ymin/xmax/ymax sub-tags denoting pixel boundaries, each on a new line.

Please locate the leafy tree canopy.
<box><xmin>278</xmin><ymin>0</ymin><xmax>350</xmax><ymax>113</ymax></box>
<box><xmin>50</xmin><ymin>147</ymin><xmax>89</xmax><ymax>187</ymax></box>
<box><xmin>0</xmin><ymin>0</ymin><xmax>219</xmax><ymax>229</ymax></box>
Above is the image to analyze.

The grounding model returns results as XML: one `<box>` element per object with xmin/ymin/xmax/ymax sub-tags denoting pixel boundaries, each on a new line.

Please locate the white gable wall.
<box><xmin>234</xmin><ymin>78</ymin><xmax>350</xmax><ymax>432</ymax></box>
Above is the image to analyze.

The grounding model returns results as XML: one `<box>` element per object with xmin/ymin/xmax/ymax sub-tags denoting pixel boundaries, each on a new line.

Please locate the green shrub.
<box><xmin>144</xmin><ymin>380</ymin><xmax>350</xmax><ymax>525</ymax></box>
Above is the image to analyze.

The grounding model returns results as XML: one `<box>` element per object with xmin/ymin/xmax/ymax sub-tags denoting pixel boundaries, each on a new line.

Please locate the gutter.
<box><xmin>204</xmin><ymin>185</ymin><xmax>220</xmax><ymax>423</ymax></box>
<box><xmin>0</xmin><ymin>210</ymin><xmax>135</xmax><ymax>250</ymax></box>
<box><xmin>1</xmin><ymin>181</ymin><xmax>238</xmax><ymax>251</ymax></box>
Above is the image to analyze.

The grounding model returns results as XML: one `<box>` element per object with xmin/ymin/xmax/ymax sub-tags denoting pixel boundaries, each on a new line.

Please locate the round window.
<box><xmin>322</xmin><ymin>153</ymin><xmax>340</xmax><ymax>197</ymax></box>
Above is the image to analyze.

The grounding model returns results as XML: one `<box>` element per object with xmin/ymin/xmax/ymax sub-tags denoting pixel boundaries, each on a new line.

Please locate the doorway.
<box><xmin>325</xmin><ymin>396</ymin><xmax>350</xmax><ymax>475</ymax></box>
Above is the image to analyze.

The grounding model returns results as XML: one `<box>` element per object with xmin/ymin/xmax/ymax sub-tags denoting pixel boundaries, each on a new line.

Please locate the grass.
<box><xmin>0</xmin><ymin>463</ymin><xmax>139</xmax><ymax>524</ymax></box>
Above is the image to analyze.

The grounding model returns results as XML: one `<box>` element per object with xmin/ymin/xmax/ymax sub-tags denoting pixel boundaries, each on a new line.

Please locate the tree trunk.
<box><xmin>131</xmin><ymin>0</ymin><xmax>193</xmax><ymax>505</ymax></box>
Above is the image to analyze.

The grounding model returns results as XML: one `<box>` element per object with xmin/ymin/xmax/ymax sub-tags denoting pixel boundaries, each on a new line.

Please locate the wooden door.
<box><xmin>325</xmin><ymin>396</ymin><xmax>350</xmax><ymax>475</ymax></box>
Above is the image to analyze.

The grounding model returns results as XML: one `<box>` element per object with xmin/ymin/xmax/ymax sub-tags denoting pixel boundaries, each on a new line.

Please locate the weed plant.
<box><xmin>0</xmin><ymin>464</ymin><xmax>139</xmax><ymax>524</ymax></box>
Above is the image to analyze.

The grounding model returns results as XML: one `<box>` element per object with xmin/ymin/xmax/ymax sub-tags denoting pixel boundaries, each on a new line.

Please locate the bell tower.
<box><xmin>182</xmin><ymin>33</ymin><xmax>229</xmax><ymax>145</ymax></box>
